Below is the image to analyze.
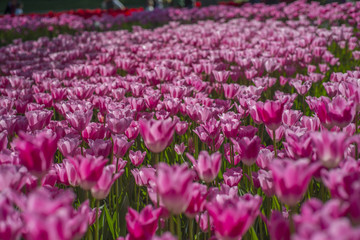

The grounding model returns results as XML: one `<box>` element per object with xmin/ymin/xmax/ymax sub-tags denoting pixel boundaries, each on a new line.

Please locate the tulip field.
<box><xmin>2</xmin><ymin>1</ymin><xmax>360</xmax><ymax>240</ymax></box>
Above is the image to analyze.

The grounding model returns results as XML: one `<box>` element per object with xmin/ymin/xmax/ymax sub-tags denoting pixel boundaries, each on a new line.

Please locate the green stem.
<box><xmin>177</xmin><ymin>215</ymin><xmax>182</xmax><ymax>240</ymax></box>
<box><xmin>170</xmin><ymin>214</ymin><xmax>175</xmax><ymax>236</ymax></box>
<box><xmin>273</xmin><ymin>129</ymin><xmax>277</xmax><ymax>158</ymax></box>
<box><xmin>137</xmin><ymin>185</ymin><xmax>141</xmax><ymax>211</ymax></box>
<box><xmin>289</xmin><ymin>206</ymin><xmax>296</xmax><ymax>234</ymax></box>
<box><xmin>247</xmin><ymin>165</ymin><xmax>254</xmax><ymax>194</ymax></box>
<box><xmin>189</xmin><ymin>218</ymin><xmax>194</xmax><ymax>240</ymax></box>
<box><xmin>95</xmin><ymin>199</ymin><xmax>100</xmax><ymax>240</ymax></box>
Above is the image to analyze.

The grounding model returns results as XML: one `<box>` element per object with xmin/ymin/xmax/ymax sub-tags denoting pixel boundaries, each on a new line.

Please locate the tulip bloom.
<box><xmin>156</xmin><ymin>163</ymin><xmax>193</xmax><ymax>215</ymax></box>
<box><xmin>207</xmin><ymin>194</ymin><xmax>262</xmax><ymax>240</ymax></box>
<box><xmin>255</xmin><ymin>100</ymin><xmax>285</xmax><ymax>130</ymax></box>
<box><xmin>113</xmin><ymin>134</ymin><xmax>134</xmax><ymax>158</ymax></box>
<box><xmin>126</xmin><ymin>205</ymin><xmax>162</xmax><ymax>240</ymax></box>
<box><xmin>66</xmin><ymin>109</ymin><xmax>93</xmax><ymax>132</ymax></box>
<box><xmin>15</xmin><ymin>131</ymin><xmax>58</xmax><ymax>177</ymax></box>
<box><xmin>91</xmin><ymin>165</ymin><xmax>123</xmax><ymax>199</ymax></box>
<box><xmin>186</xmin><ymin>151</ymin><xmax>221</xmax><ymax>183</ymax></box>
<box><xmin>270</xmin><ymin>158</ymin><xmax>319</xmax><ymax>206</ymax></box>
<box><xmin>231</xmin><ymin>136</ymin><xmax>261</xmax><ymax>166</ymax></box>
<box><xmin>129</xmin><ymin>150</ymin><xmax>146</xmax><ymax>167</ymax></box>
<box><xmin>185</xmin><ymin>182</ymin><xmax>208</xmax><ymax>218</ymax></box>
<box><xmin>69</xmin><ymin>154</ymin><xmax>108</xmax><ymax>190</ymax></box>
<box><xmin>139</xmin><ymin>118</ymin><xmax>176</xmax><ymax>153</ymax></box>
<box><xmin>311</xmin><ymin>131</ymin><xmax>349</xmax><ymax>168</ymax></box>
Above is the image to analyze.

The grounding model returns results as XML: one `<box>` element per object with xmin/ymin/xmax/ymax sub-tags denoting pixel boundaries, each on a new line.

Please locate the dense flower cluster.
<box><xmin>1</xmin><ymin>1</ymin><xmax>360</xmax><ymax>239</ymax></box>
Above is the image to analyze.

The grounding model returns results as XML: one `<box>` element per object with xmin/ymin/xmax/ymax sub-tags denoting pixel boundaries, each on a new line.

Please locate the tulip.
<box><xmin>22</xmin><ymin>188</ymin><xmax>88</xmax><ymax>240</ymax></box>
<box><xmin>207</xmin><ymin>194</ymin><xmax>262</xmax><ymax>240</ymax></box>
<box><xmin>257</xmin><ymin>169</ymin><xmax>275</xmax><ymax>197</ymax></box>
<box><xmin>87</xmin><ymin>139</ymin><xmax>112</xmax><ymax>158</ymax></box>
<box><xmin>25</xmin><ymin>110</ymin><xmax>53</xmax><ymax>131</ymax></box>
<box><xmin>107</xmin><ymin>113</ymin><xmax>133</xmax><ymax>134</ymax></box>
<box><xmin>126</xmin><ymin>206</ymin><xmax>162</xmax><ymax>240</ymax></box>
<box><xmin>58</xmin><ymin>137</ymin><xmax>81</xmax><ymax>157</ymax></box>
<box><xmin>255</xmin><ymin>100</ymin><xmax>285</xmax><ymax>131</ymax></box>
<box><xmin>129</xmin><ymin>150</ymin><xmax>146</xmax><ymax>167</ymax></box>
<box><xmin>223</xmin><ymin>168</ymin><xmax>243</xmax><ymax>187</ymax></box>
<box><xmin>82</xmin><ymin>122</ymin><xmax>107</xmax><ymax>141</ymax></box>
<box><xmin>113</xmin><ymin>134</ymin><xmax>134</xmax><ymax>158</ymax></box>
<box><xmin>270</xmin><ymin>158</ymin><xmax>319</xmax><ymax>206</ymax></box>
<box><xmin>175</xmin><ymin>121</ymin><xmax>189</xmax><ymax>136</ymax></box>
<box><xmin>174</xmin><ymin>142</ymin><xmax>186</xmax><ymax>155</ymax></box>
<box><xmin>185</xmin><ymin>182</ymin><xmax>208</xmax><ymax>218</ymax></box>
<box><xmin>327</xmin><ymin>95</ymin><xmax>356</xmax><ymax>128</ymax></box>
<box><xmin>186</xmin><ymin>151</ymin><xmax>221</xmax><ymax>183</ymax></box>
<box><xmin>91</xmin><ymin>165</ymin><xmax>123</xmax><ymax>199</ymax></box>
<box><xmin>231</xmin><ymin>136</ymin><xmax>261</xmax><ymax>166</ymax></box>
<box><xmin>311</xmin><ymin>131</ymin><xmax>349</xmax><ymax>168</ymax></box>
<box><xmin>66</xmin><ymin>109</ymin><xmax>93</xmax><ymax>132</ymax></box>
<box><xmin>139</xmin><ymin>118</ymin><xmax>176</xmax><ymax>153</ymax></box>
<box><xmin>15</xmin><ymin>131</ymin><xmax>58</xmax><ymax>178</ymax></box>
<box><xmin>269</xmin><ymin>211</ymin><xmax>290</xmax><ymax>240</ymax></box>
<box><xmin>156</xmin><ymin>163</ymin><xmax>193</xmax><ymax>215</ymax></box>
<box><xmin>69</xmin><ymin>154</ymin><xmax>108</xmax><ymax>190</ymax></box>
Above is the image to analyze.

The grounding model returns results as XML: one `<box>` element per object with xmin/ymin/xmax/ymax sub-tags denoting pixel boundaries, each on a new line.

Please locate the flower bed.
<box><xmin>1</xmin><ymin>1</ymin><xmax>360</xmax><ymax>240</ymax></box>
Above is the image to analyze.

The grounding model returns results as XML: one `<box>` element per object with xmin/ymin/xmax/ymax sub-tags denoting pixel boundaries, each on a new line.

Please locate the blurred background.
<box><xmin>3</xmin><ymin>0</ymin><xmax>222</xmax><ymax>14</ymax></box>
<box><xmin>3</xmin><ymin>0</ymin><xmax>350</xmax><ymax>15</ymax></box>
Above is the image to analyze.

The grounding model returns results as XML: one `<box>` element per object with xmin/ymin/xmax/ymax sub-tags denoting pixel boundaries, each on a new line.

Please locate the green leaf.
<box><xmin>104</xmin><ymin>205</ymin><xmax>116</xmax><ymax>240</ymax></box>
<box><xmin>249</xmin><ymin>227</ymin><xmax>259</xmax><ymax>240</ymax></box>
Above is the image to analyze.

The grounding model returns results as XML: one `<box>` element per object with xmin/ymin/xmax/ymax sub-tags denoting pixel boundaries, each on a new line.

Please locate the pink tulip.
<box><xmin>212</xmin><ymin>70</ymin><xmax>230</xmax><ymax>83</ymax></box>
<box><xmin>82</xmin><ymin>122</ymin><xmax>107</xmax><ymax>141</ymax></box>
<box><xmin>327</xmin><ymin>95</ymin><xmax>356</xmax><ymax>128</ymax></box>
<box><xmin>15</xmin><ymin>131</ymin><xmax>58</xmax><ymax>177</ymax></box>
<box><xmin>185</xmin><ymin>182</ymin><xmax>208</xmax><ymax>218</ymax></box>
<box><xmin>174</xmin><ymin>142</ymin><xmax>186</xmax><ymax>155</ymax></box>
<box><xmin>107</xmin><ymin>113</ymin><xmax>133</xmax><ymax>134</ymax></box>
<box><xmin>125</xmin><ymin>121</ymin><xmax>140</xmax><ymax>140</ymax></box>
<box><xmin>175</xmin><ymin>121</ymin><xmax>189</xmax><ymax>136</ymax></box>
<box><xmin>152</xmin><ymin>232</ymin><xmax>177</xmax><ymax>240</ymax></box>
<box><xmin>129</xmin><ymin>150</ymin><xmax>146</xmax><ymax>167</ymax></box>
<box><xmin>283</xmin><ymin>130</ymin><xmax>312</xmax><ymax>159</ymax></box>
<box><xmin>231</xmin><ymin>136</ymin><xmax>261</xmax><ymax>166</ymax></box>
<box><xmin>266</xmin><ymin>125</ymin><xmax>285</xmax><ymax>142</ymax></box>
<box><xmin>269</xmin><ymin>211</ymin><xmax>290</xmax><ymax>240</ymax></box>
<box><xmin>255</xmin><ymin>100</ymin><xmax>285</xmax><ymax>130</ymax></box>
<box><xmin>223</xmin><ymin>167</ymin><xmax>243</xmax><ymax>187</ymax></box>
<box><xmin>126</xmin><ymin>205</ymin><xmax>162</xmax><ymax>240</ymax></box>
<box><xmin>131</xmin><ymin>166</ymin><xmax>156</xmax><ymax>187</ymax></box>
<box><xmin>66</xmin><ymin>109</ymin><xmax>93</xmax><ymax>132</ymax></box>
<box><xmin>187</xmin><ymin>151</ymin><xmax>221</xmax><ymax>183</ymax></box>
<box><xmin>207</xmin><ymin>194</ymin><xmax>262</xmax><ymax>240</ymax></box>
<box><xmin>270</xmin><ymin>158</ymin><xmax>319</xmax><ymax>206</ymax></box>
<box><xmin>139</xmin><ymin>118</ymin><xmax>176</xmax><ymax>153</ymax></box>
<box><xmin>25</xmin><ymin>110</ymin><xmax>53</xmax><ymax>131</ymax></box>
<box><xmin>113</xmin><ymin>134</ymin><xmax>134</xmax><ymax>158</ymax></box>
<box><xmin>58</xmin><ymin>137</ymin><xmax>81</xmax><ymax>157</ymax></box>
<box><xmin>282</xmin><ymin>109</ymin><xmax>302</xmax><ymax>126</ymax></box>
<box><xmin>91</xmin><ymin>165</ymin><xmax>123</xmax><ymax>199</ymax></box>
<box><xmin>257</xmin><ymin>169</ymin><xmax>275</xmax><ymax>197</ymax></box>
<box><xmin>69</xmin><ymin>154</ymin><xmax>108</xmax><ymax>190</ymax></box>
<box><xmin>156</xmin><ymin>163</ymin><xmax>193</xmax><ymax>214</ymax></box>
<box><xmin>221</xmin><ymin>120</ymin><xmax>241</xmax><ymax>138</ymax></box>
<box><xmin>311</xmin><ymin>131</ymin><xmax>349</xmax><ymax>168</ymax></box>
<box><xmin>87</xmin><ymin>139</ymin><xmax>112</xmax><ymax>158</ymax></box>
<box><xmin>22</xmin><ymin>188</ymin><xmax>88</xmax><ymax>240</ymax></box>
